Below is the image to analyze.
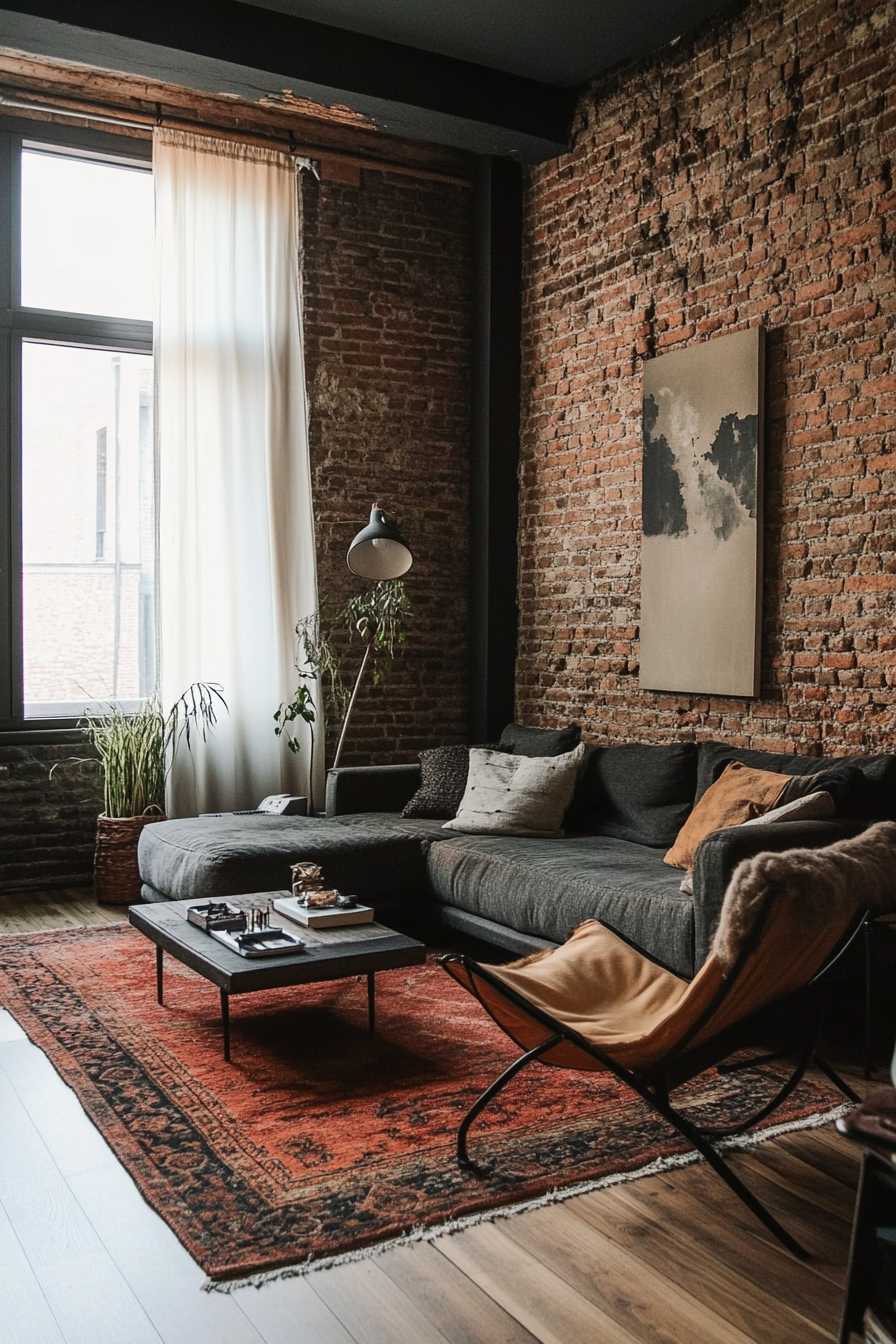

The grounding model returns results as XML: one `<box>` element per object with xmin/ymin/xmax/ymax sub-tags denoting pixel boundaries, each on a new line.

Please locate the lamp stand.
<box><xmin>332</xmin><ymin>642</ymin><xmax>372</xmax><ymax>770</ymax></box>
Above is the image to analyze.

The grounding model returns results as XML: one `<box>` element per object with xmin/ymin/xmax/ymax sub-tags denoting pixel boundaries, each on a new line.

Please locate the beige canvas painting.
<box><xmin>639</xmin><ymin>327</ymin><xmax>764</xmax><ymax>697</ymax></box>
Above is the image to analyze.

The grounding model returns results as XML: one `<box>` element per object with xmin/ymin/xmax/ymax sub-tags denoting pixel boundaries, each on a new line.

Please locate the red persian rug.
<box><xmin>0</xmin><ymin>924</ymin><xmax>847</xmax><ymax>1284</ymax></box>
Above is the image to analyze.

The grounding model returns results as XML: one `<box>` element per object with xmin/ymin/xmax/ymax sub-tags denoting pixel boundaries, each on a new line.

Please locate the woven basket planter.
<box><xmin>95</xmin><ymin>809</ymin><xmax>166</xmax><ymax>906</ymax></box>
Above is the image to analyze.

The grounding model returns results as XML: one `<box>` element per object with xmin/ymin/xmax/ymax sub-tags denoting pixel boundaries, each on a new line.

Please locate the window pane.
<box><xmin>22</xmin><ymin>343</ymin><xmax>155</xmax><ymax>717</ymax></box>
<box><xmin>21</xmin><ymin>149</ymin><xmax>154</xmax><ymax>320</ymax></box>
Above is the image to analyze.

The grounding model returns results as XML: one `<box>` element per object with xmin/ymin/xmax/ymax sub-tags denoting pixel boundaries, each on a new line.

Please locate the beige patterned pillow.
<box><xmin>443</xmin><ymin>744</ymin><xmax>585</xmax><ymax>838</ymax></box>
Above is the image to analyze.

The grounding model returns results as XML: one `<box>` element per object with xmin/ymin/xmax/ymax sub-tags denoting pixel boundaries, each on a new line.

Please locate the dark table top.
<box><xmin>129</xmin><ymin>892</ymin><xmax>426</xmax><ymax>994</ymax></box>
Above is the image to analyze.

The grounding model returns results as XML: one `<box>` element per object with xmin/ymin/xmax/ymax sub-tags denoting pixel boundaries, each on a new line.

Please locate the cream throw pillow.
<box><xmin>443</xmin><ymin>744</ymin><xmax>585</xmax><ymax>838</ymax></box>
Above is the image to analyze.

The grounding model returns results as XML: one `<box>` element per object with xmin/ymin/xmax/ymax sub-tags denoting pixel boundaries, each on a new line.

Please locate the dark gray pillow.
<box><xmin>401</xmin><ymin>745</ymin><xmax>471</xmax><ymax>819</ymax></box>
<box><xmin>696</xmin><ymin>742</ymin><xmax>896</xmax><ymax>820</ymax></box>
<box><xmin>499</xmin><ymin>722</ymin><xmax>581</xmax><ymax>758</ymax></box>
<box><xmin>578</xmin><ymin>743</ymin><xmax>699</xmax><ymax>847</ymax></box>
<box><xmin>401</xmin><ymin>743</ymin><xmax>506</xmax><ymax>820</ymax></box>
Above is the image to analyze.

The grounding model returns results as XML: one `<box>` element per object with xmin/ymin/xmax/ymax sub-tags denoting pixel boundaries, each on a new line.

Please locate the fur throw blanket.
<box><xmin>712</xmin><ymin>820</ymin><xmax>896</xmax><ymax>970</ymax></box>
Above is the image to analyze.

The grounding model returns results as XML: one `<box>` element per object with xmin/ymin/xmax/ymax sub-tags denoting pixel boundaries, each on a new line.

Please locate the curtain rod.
<box><xmin>0</xmin><ymin>90</ymin><xmax>471</xmax><ymax>185</ymax></box>
<box><xmin>0</xmin><ymin>92</ymin><xmax>149</xmax><ymax>131</ymax></box>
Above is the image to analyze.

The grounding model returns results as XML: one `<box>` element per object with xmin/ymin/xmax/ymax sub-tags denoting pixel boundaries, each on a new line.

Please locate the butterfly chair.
<box><xmin>441</xmin><ymin>821</ymin><xmax>896</xmax><ymax>1258</ymax></box>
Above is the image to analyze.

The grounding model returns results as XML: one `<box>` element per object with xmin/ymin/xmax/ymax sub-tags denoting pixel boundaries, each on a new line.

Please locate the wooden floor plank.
<box><xmin>378</xmin><ymin>1239</ymin><xmax>542</xmax><ymax>1344</ymax></box>
<box><xmin>736</xmin><ymin>1141</ymin><xmax>860</xmax><ymax>1222</ymax></box>
<box><xmin>498</xmin><ymin>1199</ymin><xmax>762</xmax><ymax>1344</ymax></box>
<box><xmin>569</xmin><ymin>1181</ymin><xmax>833</xmax><ymax>1342</ymax></box>
<box><xmin>0</xmin><ymin>888</ymin><xmax>126</xmax><ymax>935</ymax></box>
<box><xmin>310</xmin><ymin>1257</ymin><xmax>459</xmax><ymax>1344</ymax></box>
<box><xmin>435</xmin><ymin>1220</ymin><xmax>644</xmax><ymax>1344</ymax></box>
<box><xmin>657</xmin><ymin>1155</ymin><xmax>850</xmax><ymax>1284</ymax></box>
<box><xmin>603</xmin><ymin>1172</ymin><xmax>844</xmax><ymax>1333</ymax></box>
<box><xmin>782</xmin><ymin>1127</ymin><xmax>863</xmax><ymax>1185</ymax></box>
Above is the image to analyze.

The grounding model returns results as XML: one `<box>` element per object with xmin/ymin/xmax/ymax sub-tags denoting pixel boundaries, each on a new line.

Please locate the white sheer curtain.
<box><xmin>154</xmin><ymin>129</ymin><xmax>320</xmax><ymax>815</ymax></box>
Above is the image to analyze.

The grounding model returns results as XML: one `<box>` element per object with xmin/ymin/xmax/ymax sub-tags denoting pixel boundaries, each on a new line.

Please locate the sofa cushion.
<box><xmin>576</xmin><ymin>742</ymin><xmax>699</xmax><ymax>847</ymax></box>
<box><xmin>137</xmin><ymin>812</ymin><xmax>443</xmax><ymax>907</ymax></box>
<box><xmin>696</xmin><ymin>742</ymin><xmax>896</xmax><ymax>820</ymax></box>
<box><xmin>427</xmin><ymin>832</ymin><xmax>696</xmax><ymax>976</ymax></box>
<box><xmin>499</xmin><ymin>722</ymin><xmax>581</xmax><ymax>757</ymax></box>
<box><xmin>443</xmin><ymin>744</ymin><xmax>585</xmax><ymax>838</ymax></box>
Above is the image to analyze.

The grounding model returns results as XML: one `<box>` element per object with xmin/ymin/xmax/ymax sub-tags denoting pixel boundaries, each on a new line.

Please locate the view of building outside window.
<box><xmin>19</xmin><ymin>147</ymin><xmax>155</xmax><ymax>718</ymax></box>
<box><xmin>22</xmin><ymin>345</ymin><xmax>155</xmax><ymax>714</ymax></box>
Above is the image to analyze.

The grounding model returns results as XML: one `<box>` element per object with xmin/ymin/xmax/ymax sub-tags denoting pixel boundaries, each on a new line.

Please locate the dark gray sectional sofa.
<box><xmin>137</xmin><ymin>738</ymin><xmax>896</xmax><ymax>978</ymax></box>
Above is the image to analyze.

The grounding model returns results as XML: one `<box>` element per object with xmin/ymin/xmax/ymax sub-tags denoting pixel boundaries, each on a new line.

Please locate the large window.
<box><xmin>0</xmin><ymin>123</ymin><xmax>154</xmax><ymax>725</ymax></box>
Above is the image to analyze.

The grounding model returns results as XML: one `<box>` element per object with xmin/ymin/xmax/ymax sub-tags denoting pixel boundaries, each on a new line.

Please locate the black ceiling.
<box><xmin>246</xmin><ymin>0</ymin><xmax>733</xmax><ymax>87</ymax></box>
<box><xmin>0</xmin><ymin>0</ymin><xmax>734</xmax><ymax>159</ymax></box>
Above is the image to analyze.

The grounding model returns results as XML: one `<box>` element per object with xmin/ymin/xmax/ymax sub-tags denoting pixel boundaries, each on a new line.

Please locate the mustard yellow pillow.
<box><xmin>664</xmin><ymin>760</ymin><xmax>791</xmax><ymax>870</ymax></box>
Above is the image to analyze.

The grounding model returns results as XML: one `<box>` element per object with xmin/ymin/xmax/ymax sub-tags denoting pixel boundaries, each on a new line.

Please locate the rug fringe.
<box><xmin>204</xmin><ymin>1102</ymin><xmax>850</xmax><ymax>1294</ymax></box>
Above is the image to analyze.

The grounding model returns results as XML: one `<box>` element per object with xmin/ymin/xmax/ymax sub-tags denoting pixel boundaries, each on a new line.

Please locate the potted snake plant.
<box><xmin>56</xmin><ymin>683</ymin><xmax>225</xmax><ymax>904</ymax></box>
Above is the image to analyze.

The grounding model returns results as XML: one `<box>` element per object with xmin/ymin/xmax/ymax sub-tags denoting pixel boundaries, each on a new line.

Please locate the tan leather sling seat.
<box><xmin>442</xmin><ymin>822</ymin><xmax>896</xmax><ymax>1255</ymax></box>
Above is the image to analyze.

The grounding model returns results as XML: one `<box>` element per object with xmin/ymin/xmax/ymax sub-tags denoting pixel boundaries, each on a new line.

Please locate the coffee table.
<box><xmin>129</xmin><ymin>893</ymin><xmax>426</xmax><ymax>1062</ymax></box>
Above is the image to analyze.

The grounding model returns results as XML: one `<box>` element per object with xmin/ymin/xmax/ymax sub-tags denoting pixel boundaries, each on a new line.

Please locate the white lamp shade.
<box><xmin>347</xmin><ymin>507</ymin><xmax>412</xmax><ymax>580</ymax></box>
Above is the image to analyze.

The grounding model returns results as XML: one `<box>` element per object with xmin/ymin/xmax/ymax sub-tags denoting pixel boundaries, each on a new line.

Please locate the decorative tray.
<box><xmin>209</xmin><ymin>927</ymin><xmax>306</xmax><ymax>958</ymax></box>
<box><xmin>186</xmin><ymin>901</ymin><xmax>247</xmax><ymax>933</ymax></box>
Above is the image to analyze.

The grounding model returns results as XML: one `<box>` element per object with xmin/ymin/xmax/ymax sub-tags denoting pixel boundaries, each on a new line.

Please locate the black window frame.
<box><xmin>0</xmin><ymin>116</ymin><xmax>153</xmax><ymax>731</ymax></box>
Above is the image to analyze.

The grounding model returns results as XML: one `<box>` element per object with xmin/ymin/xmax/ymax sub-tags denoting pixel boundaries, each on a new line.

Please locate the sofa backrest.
<box><xmin>568</xmin><ymin>742</ymin><xmax>699</xmax><ymax>846</ymax></box>
<box><xmin>695</xmin><ymin>742</ymin><xmax>896</xmax><ymax>821</ymax></box>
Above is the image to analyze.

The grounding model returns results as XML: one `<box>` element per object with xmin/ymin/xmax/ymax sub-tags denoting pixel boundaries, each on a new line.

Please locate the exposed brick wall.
<box><xmin>302</xmin><ymin>167</ymin><xmax>471</xmax><ymax>765</ymax></box>
<box><xmin>0</xmin><ymin>734</ymin><xmax>102</xmax><ymax>889</ymax></box>
<box><xmin>518</xmin><ymin>0</ymin><xmax>896</xmax><ymax>755</ymax></box>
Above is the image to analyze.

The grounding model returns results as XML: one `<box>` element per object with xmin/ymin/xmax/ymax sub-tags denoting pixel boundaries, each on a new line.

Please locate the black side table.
<box><xmin>837</xmin><ymin>1090</ymin><xmax>896</xmax><ymax>1343</ymax></box>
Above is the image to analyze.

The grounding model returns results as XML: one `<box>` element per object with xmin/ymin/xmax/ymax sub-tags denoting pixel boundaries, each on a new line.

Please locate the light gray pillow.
<box><xmin>679</xmin><ymin>790</ymin><xmax>836</xmax><ymax>894</ymax></box>
<box><xmin>443</xmin><ymin>744</ymin><xmax>585</xmax><ymax>838</ymax></box>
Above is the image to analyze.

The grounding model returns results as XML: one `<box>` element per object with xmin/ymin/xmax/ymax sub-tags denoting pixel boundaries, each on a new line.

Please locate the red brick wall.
<box><xmin>301</xmin><ymin>167</ymin><xmax>471</xmax><ymax>765</ymax></box>
<box><xmin>518</xmin><ymin>0</ymin><xmax>896</xmax><ymax>755</ymax></box>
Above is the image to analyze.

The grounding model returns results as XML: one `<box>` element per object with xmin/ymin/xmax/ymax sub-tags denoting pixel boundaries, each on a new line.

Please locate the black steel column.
<box><xmin>469</xmin><ymin>156</ymin><xmax>522</xmax><ymax>743</ymax></box>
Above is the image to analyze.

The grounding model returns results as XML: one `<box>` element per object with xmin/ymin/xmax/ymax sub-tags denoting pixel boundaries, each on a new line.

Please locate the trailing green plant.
<box><xmin>51</xmin><ymin>683</ymin><xmax>226</xmax><ymax>818</ymax></box>
<box><xmin>341</xmin><ymin>579</ymin><xmax>413</xmax><ymax>683</ymax></box>
<box><xmin>274</xmin><ymin>603</ymin><xmax>348</xmax><ymax>761</ymax></box>
<box><xmin>275</xmin><ymin>580</ymin><xmax>413</xmax><ymax>776</ymax></box>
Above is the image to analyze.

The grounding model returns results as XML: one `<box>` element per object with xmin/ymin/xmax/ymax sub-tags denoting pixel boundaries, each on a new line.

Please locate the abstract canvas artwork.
<box><xmin>640</xmin><ymin>327</ymin><xmax>764</xmax><ymax>697</ymax></box>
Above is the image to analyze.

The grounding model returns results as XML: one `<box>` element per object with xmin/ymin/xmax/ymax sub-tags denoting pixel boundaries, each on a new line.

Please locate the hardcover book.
<box><xmin>273</xmin><ymin>894</ymin><xmax>374</xmax><ymax>928</ymax></box>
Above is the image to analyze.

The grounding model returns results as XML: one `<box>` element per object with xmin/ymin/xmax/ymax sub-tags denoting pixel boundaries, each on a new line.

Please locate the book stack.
<box><xmin>274</xmin><ymin>893</ymin><xmax>374</xmax><ymax>928</ymax></box>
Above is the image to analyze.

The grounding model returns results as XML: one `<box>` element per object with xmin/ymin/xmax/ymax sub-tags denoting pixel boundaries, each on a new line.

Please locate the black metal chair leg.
<box><xmin>458</xmin><ymin>1035</ymin><xmax>563</xmax><ymax>1178</ymax></box>
<box><xmin>695</xmin><ymin>1048</ymin><xmax>814</xmax><ymax>1139</ymax></box>
<box><xmin>814</xmin><ymin>1054</ymin><xmax>862</xmax><ymax>1104</ymax></box>
<box><xmin>652</xmin><ymin>1093</ymin><xmax>809</xmax><ymax>1258</ymax></box>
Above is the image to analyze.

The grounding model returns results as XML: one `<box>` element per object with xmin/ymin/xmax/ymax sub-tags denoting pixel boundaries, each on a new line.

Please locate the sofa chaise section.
<box><xmin>138</xmin><ymin>812</ymin><xmax>444</xmax><ymax>919</ymax></box>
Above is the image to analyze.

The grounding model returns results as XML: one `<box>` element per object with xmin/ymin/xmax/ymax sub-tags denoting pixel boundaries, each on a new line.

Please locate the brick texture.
<box><xmin>517</xmin><ymin>0</ymin><xmax>896</xmax><ymax>755</ymax></box>
<box><xmin>302</xmin><ymin>167</ymin><xmax>471</xmax><ymax>765</ymax></box>
<box><xmin>0</xmin><ymin>736</ymin><xmax>102</xmax><ymax>889</ymax></box>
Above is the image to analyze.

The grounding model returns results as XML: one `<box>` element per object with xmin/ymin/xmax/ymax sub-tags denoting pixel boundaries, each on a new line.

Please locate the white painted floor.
<box><xmin>0</xmin><ymin>1007</ymin><xmax>464</xmax><ymax>1344</ymax></box>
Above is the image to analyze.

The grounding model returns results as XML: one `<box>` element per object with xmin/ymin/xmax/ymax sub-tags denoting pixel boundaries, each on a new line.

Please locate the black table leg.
<box><xmin>367</xmin><ymin>972</ymin><xmax>375</xmax><ymax>1033</ymax></box>
<box><xmin>220</xmin><ymin>989</ymin><xmax>231</xmax><ymax>1062</ymax></box>
<box><xmin>156</xmin><ymin>945</ymin><xmax>164</xmax><ymax>1005</ymax></box>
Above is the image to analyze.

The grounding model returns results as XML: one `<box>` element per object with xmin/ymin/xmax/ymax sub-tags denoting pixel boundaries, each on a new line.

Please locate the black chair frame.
<box><xmin>441</xmin><ymin>905</ymin><xmax>867</xmax><ymax>1259</ymax></box>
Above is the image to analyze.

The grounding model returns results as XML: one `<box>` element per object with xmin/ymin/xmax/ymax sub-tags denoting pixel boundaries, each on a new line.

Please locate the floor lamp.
<box><xmin>332</xmin><ymin>506</ymin><xmax>412</xmax><ymax>769</ymax></box>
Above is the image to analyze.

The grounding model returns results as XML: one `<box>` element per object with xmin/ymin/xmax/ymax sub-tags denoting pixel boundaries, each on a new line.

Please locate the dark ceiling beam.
<box><xmin>0</xmin><ymin>0</ymin><xmax>577</xmax><ymax>156</ymax></box>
